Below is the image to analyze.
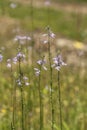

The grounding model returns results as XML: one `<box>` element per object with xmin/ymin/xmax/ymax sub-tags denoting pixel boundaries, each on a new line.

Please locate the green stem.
<box><xmin>48</xmin><ymin>33</ymin><xmax>54</xmax><ymax>130</ymax></box>
<box><xmin>58</xmin><ymin>71</ymin><xmax>62</xmax><ymax>130</ymax></box>
<box><xmin>47</xmin><ymin>3</ymin><xmax>50</xmax><ymax>26</ymax></box>
<box><xmin>30</xmin><ymin>0</ymin><xmax>34</xmax><ymax>32</ymax></box>
<box><xmin>18</xmin><ymin>60</ymin><xmax>25</xmax><ymax>130</ymax></box>
<box><xmin>30</xmin><ymin>0</ymin><xmax>34</xmax><ymax>66</ymax></box>
<box><xmin>12</xmin><ymin>82</ymin><xmax>16</xmax><ymax>130</ymax></box>
<box><xmin>39</xmin><ymin>66</ymin><xmax>43</xmax><ymax>130</ymax></box>
<box><xmin>10</xmin><ymin>63</ymin><xmax>16</xmax><ymax>130</ymax></box>
<box><xmin>21</xmin><ymin>86</ymin><xmax>25</xmax><ymax>130</ymax></box>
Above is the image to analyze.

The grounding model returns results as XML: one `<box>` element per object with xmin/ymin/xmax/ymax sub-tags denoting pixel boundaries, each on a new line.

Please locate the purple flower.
<box><xmin>37</xmin><ymin>59</ymin><xmax>47</xmax><ymax>70</ymax></box>
<box><xmin>41</xmin><ymin>28</ymin><xmax>55</xmax><ymax>44</ymax></box>
<box><xmin>34</xmin><ymin>68</ymin><xmax>40</xmax><ymax>76</ymax></box>
<box><xmin>16</xmin><ymin>76</ymin><xmax>30</xmax><ymax>86</ymax></box>
<box><xmin>52</xmin><ymin>55</ymin><xmax>67</xmax><ymax>71</ymax></box>
<box><xmin>13</xmin><ymin>57</ymin><xmax>17</xmax><ymax>64</ymax></box>
<box><xmin>23</xmin><ymin>76</ymin><xmax>30</xmax><ymax>86</ymax></box>
<box><xmin>14</xmin><ymin>35</ymin><xmax>31</xmax><ymax>45</ymax></box>
<box><xmin>7</xmin><ymin>59</ymin><xmax>11</xmax><ymax>68</ymax></box>
<box><xmin>16</xmin><ymin>52</ymin><xmax>25</xmax><ymax>61</ymax></box>
<box><xmin>42</xmin><ymin>31</ymin><xmax>55</xmax><ymax>39</ymax></box>
<box><xmin>16</xmin><ymin>79</ymin><xmax>22</xmax><ymax>86</ymax></box>
<box><xmin>0</xmin><ymin>54</ymin><xmax>3</xmax><ymax>62</ymax></box>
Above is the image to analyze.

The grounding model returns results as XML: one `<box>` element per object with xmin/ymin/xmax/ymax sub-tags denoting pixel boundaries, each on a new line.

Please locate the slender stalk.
<box><xmin>47</xmin><ymin>1</ymin><xmax>50</xmax><ymax>26</ymax></box>
<box><xmin>57</xmin><ymin>71</ymin><xmax>62</xmax><ymax>130</ymax></box>
<box><xmin>21</xmin><ymin>85</ymin><xmax>24</xmax><ymax>130</ymax></box>
<box><xmin>30</xmin><ymin>0</ymin><xmax>34</xmax><ymax>66</ymax></box>
<box><xmin>18</xmin><ymin>60</ymin><xmax>25</xmax><ymax>130</ymax></box>
<box><xmin>10</xmin><ymin>62</ymin><xmax>15</xmax><ymax>130</ymax></box>
<box><xmin>48</xmin><ymin>29</ymin><xmax>54</xmax><ymax>130</ymax></box>
<box><xmin>11</xmin><ymin>78</ymin><xmax>16</xmax><ymax>130</ymax></box>
<box><xmin>38</xmin><ymin>66</ymin><xmax>43</xmax><ymax>130</ymax></box>
<box><xmin>30</xmin><ymin>0</ymin><xmax>34</xmax><ymax>33</ymax></box>
<box><xmin>12</xmin><ymin>82</ymin><xmax>16</xmax><ymax>130</ymax></box>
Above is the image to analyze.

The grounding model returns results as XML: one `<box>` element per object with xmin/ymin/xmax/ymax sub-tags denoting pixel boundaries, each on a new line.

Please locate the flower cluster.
<box><xmin>52</xmin><ymin>54</ymin><xmax>67</xmax><ymax>71</ymax></box>
<box><xmin>14</xmin><ymin>35</ymin><xmax>31</xmax><ymax>45</ymax></box>
<box><xmin>34</xmin><ymin>68</ymin><xmax>40</xmax><ymax>76</ymax></box>
<box><xmin>41</xmin><ymin>27</ymin><xmax>55</xmax><ymax>44</ymax></box>
<box><xmin>16</xmin><ymin>52</ymin><xmax>25</xmax><ymax>62</ymax></box>
<box><xmin>34</xmin><ymin>58</ymin><xmax>47</xmax><ymax>76</ymax></box>
<box><xmin>7</xmin><ymin>59</ymin><xmax>12</xmax><ymax>68</ymax></box>
<box><xmin>7</xmin><ymin>52</ymin><xmax>26</xmax><ymax>68</ymax></box>
<box><xmin>16</xmin><ymin>75</ymin><xmax>30</xmax><ymax>87</ymax></box>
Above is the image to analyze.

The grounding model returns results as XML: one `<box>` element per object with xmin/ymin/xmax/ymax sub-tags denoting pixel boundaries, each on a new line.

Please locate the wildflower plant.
<box><xmin>34</xmin><ymin>56</ymin><xmax>47</xmax><ymax>130</ymax></box>
<box><xmin>52</xmin><ymin>54</ymin><xmax>67</xmax><ymax>71</ymax></box>
<box><xmin>44</xmin><ymin>0</ymin><xmax>51</xmax><ymax>25</ymax></box>
<box><xmin>15</xmin><ymin>47</ymin><xmax>27</xmax><ymax>130</ymax></box>
<box><xmin>7</xmin><ymin>58</ymin><xmax>16</xmax><ymax>130</ymax></box>
<box><xmin>52</xmin><ymin>54</ymin><xmax>67</xmax><ymax>130</ymax></box>
<box><xmin>42</xmin><ymin>26</ymin><xmax>55</xmax><ymax>130</ymax></box>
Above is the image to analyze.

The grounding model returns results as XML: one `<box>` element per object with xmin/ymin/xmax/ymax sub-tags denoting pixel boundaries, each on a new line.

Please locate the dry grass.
<box><xmin>0</xmin><ymin>16</ymin><xmax>17</xmax><ymax>35</ymax></box>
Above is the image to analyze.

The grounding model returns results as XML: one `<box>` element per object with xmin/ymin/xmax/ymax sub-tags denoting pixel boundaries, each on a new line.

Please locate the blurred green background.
<box><xmin>0</xmin><ymin>0</ymin><xmax>87</xmax><ymax>130</ymax></box>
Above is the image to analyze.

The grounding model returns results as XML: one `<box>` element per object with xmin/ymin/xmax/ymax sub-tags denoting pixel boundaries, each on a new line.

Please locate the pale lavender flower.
<box><xmin>34</xmin><ymin>68</ymin><xmax>40</xmax><ymax>76</ymax></box>
<box><xmin>14</xmin><ymin>35</ymin><xmax>31</xmax><ymax>44</ymax></box>
<box><xmin>7</xmin><ymin>59</ymin><xmax>11</xmax><ymax>68</ymax></box>
<box><xmin>16</xmin><ymin>79</ymin><xmax>22</xmax><ymax>86</ymax></box>
<box><xmin>16</xmin><ymin>52</ymin><xmax>25</xmax><ymax>61</ymax></box>
<box><xmin>37</xmin><ymin>59</ymin><xmax>47</xmax><ymax>70</ymax></box>
<box><xmin>16</xmin><ymin>76</ymin><xmax>30</xmax><ymax>86</ymax></box>
<box><xmin>52</xmin><ymin>55</ymin><xmax>67</xmax><ymax>71</ymax></box>
<box><xmin>45</xmin><ymin>0</ymin><xmax>51</xmax><ymax>6</ymax></box>
<box><xmin>42</xmin><ymin>31</ymin><xmax>55</xmax><ymax>39</ymax></box>
<box><xmin>13</xmin><ymin>57</ymin><xmax>17</xmax><ymax>64</ymax></box>
<box><xmin>10</xmin><ymin>3</ymin><xmax>17</xmax><ymax>9</ymax></box>
<box><xmin>49</xmin><ymin>31</ymin><xmax>55</xmax><ymax>39</ymax></box>
<box><xmin>42</xmin><ymin>28</ymin><xmax>55</xmax><ymax>44</ymax></box>
<box><xmin>0</xmin><ymin>54</ymin><xmax>3</xmax><ymax>62</ymax></box>
<box><xmin>37</xmin><ymin>59</ymin><xmax>46</xmax><ymax>65</ymax></box>
<box><xmin>23</xmin><ymin>76</ymin><xmax>28</xmax><ymax>80</ymax></box>
<box><xmin>23</xmin><ymin>76</ymin><xmax>30</xmax><ymax>86</ymax></box>
<box><xmin>25</xmin><ymin>82</ymin><xmax>30</xmax><ymax>86</ymax></box>
<box><xmin>43</xmin><ymin>40</ymin><xmax>48</xmax><ymax>44</ymax></box>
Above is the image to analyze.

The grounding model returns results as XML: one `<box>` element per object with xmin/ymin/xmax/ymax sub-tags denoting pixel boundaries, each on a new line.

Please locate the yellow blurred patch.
<box><xmin>1</xmin><ymin>109</ymin><xmax>6</xmax><ymax>114</ymax></box>
<box><xmin>63</xmin><ymin>100</ymin><xmax>68</xmax><ymax>107</ymax></box>
<box><xmin>68</xmin><ymin>77</ymin><xmax>74</xmax><ymax>83</ymax></box>
<box><xmin>73</xmin><ymin>41</ymin><xmax>84</xmax><ymax>49</ymax></box>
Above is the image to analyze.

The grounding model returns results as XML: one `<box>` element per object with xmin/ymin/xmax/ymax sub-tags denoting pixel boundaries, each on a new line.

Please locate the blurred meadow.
<box><xmin>0</xmin><ymin>0</ymin><xmax>87</xmax><ymax>130</ymax></box>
